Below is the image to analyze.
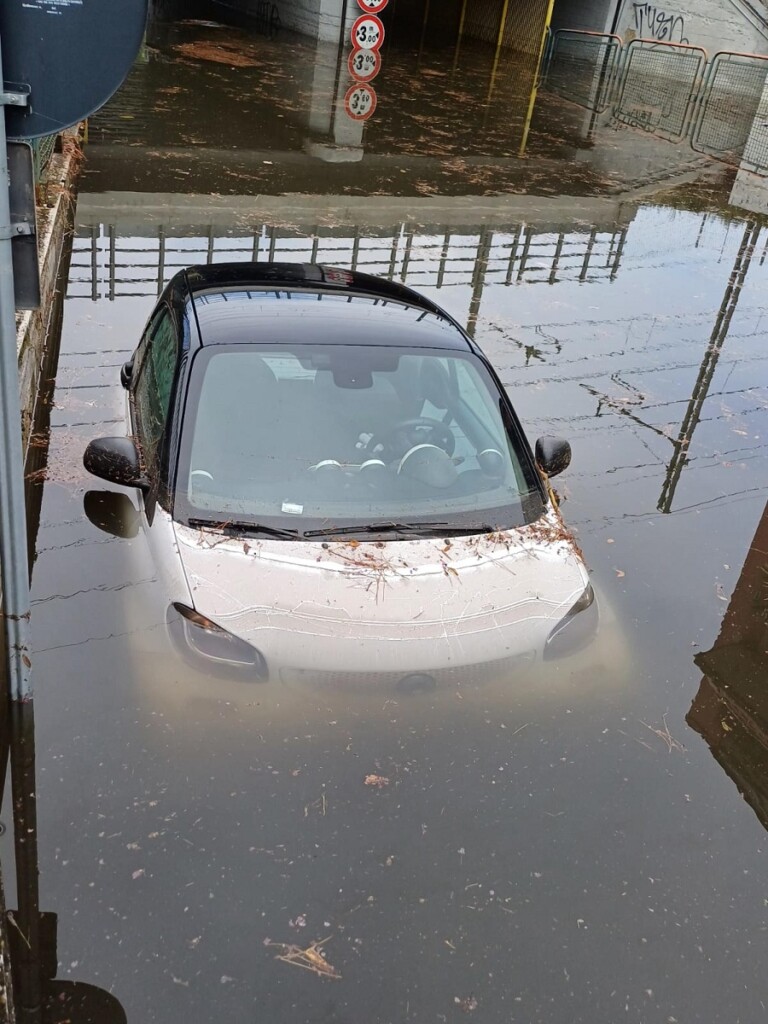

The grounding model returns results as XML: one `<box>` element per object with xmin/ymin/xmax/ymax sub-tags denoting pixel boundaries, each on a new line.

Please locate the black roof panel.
<box><xmin>185</xmin><ymin>263</ymin><xmax>470</xmax><ymax>351</ymax></box>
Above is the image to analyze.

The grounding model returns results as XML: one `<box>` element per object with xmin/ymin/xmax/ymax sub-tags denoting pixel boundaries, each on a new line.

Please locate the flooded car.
<box><xmin>83</xmin><ymin>262</ymin><xmax>596</xmax><ymax>689</ymax></box>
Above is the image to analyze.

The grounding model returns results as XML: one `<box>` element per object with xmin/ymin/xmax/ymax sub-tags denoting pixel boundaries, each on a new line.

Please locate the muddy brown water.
<box><xmin>3</xmin><ymin>15</ymin><xmax>768</xmax><ymax>1024</ymax></box>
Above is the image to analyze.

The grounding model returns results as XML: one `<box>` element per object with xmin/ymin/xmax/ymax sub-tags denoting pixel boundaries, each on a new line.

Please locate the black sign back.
<box><xmin>0</xmin><ymin>0</ymin><xmax>148</xmax><ymax>140</ymax></box>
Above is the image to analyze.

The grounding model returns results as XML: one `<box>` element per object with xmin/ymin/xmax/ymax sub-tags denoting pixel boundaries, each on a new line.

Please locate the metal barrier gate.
<box><xmin>692</xmin><ymin>51</ymin><xmax>768</xmax><ymax>157</ymax></box>
<box><xmin>613</xmin><ymin>39</ymin><xmax>707</xmax><ymax>140</ymax></box>
<box><xmin>741</xmin><ymin>85</ymin><xmax>768</xmax><ymax>175</ymax></box>
<box><xmin>544</xmin><ymin>29</ymin><xmax>622</xmax><ymax>113</ymax></box>
<box><xmin>542</xmin><ymin>30</ymin><xmax>768</xmax><ymax>173</ymax></box>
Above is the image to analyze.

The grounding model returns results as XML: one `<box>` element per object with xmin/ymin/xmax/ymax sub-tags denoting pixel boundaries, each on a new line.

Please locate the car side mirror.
<box><xmin>120</xmin><ymin>358</ymin><xmax>134</xmax><ymax>390</ymax></box>
<box><xmin>83</xmin><ymin>490</ymin><xmax>140</xmax><ymax>539</ymax></box>
<box><xmin>83</xmin><ymin>437</ymin><xmax>148</xmax><ymax>491</ymax></box>
<box><xmin>535</xmin><ymin>436</ymin><xmax>572</xmax><ymax>478</ymax></box>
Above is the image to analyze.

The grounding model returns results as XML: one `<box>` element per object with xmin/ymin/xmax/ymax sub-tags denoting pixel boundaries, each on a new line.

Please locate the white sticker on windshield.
<box><xmin>282</xmin><ymin>502</ymin><xmax>304</xmax><ymax>515</ymax></box>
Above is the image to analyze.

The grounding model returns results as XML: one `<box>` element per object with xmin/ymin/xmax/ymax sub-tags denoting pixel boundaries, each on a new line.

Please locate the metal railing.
<box><xmin>545</xmin><ymin>29</ymin><xmax>623</xmax><ymax>113</ymax></box>
<box><xmin>30</xmin><ymin>135</ymin><xmax>57</xmax><ymax>183</ymax></box>
<box><xmin>613</xmin><ymin>39</ymin><xmax>708</xmax><ymax>140</ymax></box>
<box><xmin>692</xmin><ymin>51</ymin><xmax>768</xmax><ymax>156</ymax></box>
<box><xmin>543</xmin><ymin>29</ymin><xmax>768</xmax><ymax>173</ymax></box>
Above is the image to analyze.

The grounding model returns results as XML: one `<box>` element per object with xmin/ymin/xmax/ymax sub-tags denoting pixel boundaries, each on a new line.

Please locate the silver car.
<box><xmin>83</xmin><ymin>263</ymin><xmax>596</xmax><ymax>691</ymax></box>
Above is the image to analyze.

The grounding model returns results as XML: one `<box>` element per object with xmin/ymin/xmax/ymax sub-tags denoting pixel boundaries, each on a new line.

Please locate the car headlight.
<box><xmin>543</xmin><ymin>583</ymin><xmax>598</xmax><ymax>660</ymax></box>
<box><xmin>170</xmin><ymin>603</ymin><xmax>268</xmax><ymax>678</ymax></box>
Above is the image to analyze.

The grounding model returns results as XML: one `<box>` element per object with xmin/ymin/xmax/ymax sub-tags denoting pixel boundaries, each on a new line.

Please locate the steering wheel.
<box><xmin>371</xmin><ymin>417</ymin><xmax>455</xmax><ymax>461</ymax></box>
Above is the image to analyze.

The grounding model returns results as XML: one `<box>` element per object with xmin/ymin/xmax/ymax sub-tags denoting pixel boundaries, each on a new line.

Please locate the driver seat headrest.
<box><xmin>420</xmin><ymin>359</ymin><xmax>456</xmax><ymax>411</ymax></box>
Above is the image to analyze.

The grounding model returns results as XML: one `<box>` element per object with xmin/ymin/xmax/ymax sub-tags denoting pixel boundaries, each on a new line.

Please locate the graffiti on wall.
<box><xmin>632</xmin><ymin>3</ymin><xmax>689</xmax><ymax>44</ymax></box>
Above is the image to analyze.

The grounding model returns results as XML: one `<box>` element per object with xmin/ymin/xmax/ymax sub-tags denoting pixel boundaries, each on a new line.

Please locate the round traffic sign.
<box><xmin>344</xmin><ymin>84</ymin><xmax>378</xmax><ymax>121</ymax></box>
<box><xmin>348</xmin><ymin>47</ymin><xmax>381</xmax><ymax>83</ymax></box>
<box><xmin>356</xmin><ymin>0</ymin><xmax>389</xmax><ymax>12</ymax></box>
<box><xmin>350</xmin><ymin>14</ymin><xmax>385</xmax><ymax>51</ymax></box>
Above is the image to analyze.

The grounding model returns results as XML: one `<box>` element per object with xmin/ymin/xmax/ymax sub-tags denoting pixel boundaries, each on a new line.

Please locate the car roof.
<box><xmin>183</xmin><ymin>263</ymin><xmax>472</xmax><ymax>352</ymax></box>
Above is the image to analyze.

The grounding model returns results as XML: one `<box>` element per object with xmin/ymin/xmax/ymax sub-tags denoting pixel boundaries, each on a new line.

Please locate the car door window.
<box><xmin>133</xmin><ymin>308</ymin><xmax>177</xmax><ymax>475</ymax></box>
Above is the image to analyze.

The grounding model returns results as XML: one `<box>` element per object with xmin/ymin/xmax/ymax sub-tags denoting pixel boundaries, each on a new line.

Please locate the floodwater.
<box><xmin>4</xmin><ymin>12</ymin><xmax>768</xmax><ymax>1024</ymax></box>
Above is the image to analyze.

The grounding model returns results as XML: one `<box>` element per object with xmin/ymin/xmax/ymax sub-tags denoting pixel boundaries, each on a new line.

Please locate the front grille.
<box><xmin>280</xmin><ymin>651</ymin><xmax>536</xmax><ymax>691</ymax></box>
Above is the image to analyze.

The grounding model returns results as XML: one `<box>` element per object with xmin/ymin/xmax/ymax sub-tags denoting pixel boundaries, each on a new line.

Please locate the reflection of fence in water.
<box><xmin>543</xmin><ymin>30</ymin><xmax>768</xmax><ymax>172</ymax></box>
<box><xmin>68</xmin><ymin>223</ymin><xmax>629</xmax><ymax>301</ymax></box>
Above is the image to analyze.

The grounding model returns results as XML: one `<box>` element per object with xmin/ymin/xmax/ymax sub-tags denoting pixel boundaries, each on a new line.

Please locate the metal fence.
<box><xmin>614</xmin><ymin>39</ymin><xmax>707</xmax><ymax>140</ymax></box>
<box><xmin>545</xmin><ymin>29</ymin><xmax>622</xmax><ymax>113</ymax></box>
<box><xmin>692</xmin><ymin>51</ymin><xmax>768</xmax><ymax>156</ymax></box>
<box><xmin>68</xmin><ymin>221</ymin><xmax>630</xmax><ymax>302</ymax></box>
<box><xmin>31</xmin><ymin>136</ymin><xmax>57</xmax><ymax>183</ymax></box>
<box><xmin>543</xmin><ymin>29</ymin><xmax>768</xmax><ymax>173</ymax></box>
<box><xmin>741</xmin><ymin>87</ymin><xmax>768</xmax><ymax>174</ymax></box>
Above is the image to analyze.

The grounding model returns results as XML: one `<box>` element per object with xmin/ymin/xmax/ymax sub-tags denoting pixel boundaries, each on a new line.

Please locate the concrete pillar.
<box><xmin>304</xmin><ymin>0</ymin><xmax>366</xmax><ymax>160</ymax></box>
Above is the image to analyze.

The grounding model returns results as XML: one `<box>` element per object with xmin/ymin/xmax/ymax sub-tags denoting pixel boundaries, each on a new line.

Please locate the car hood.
<box><xmin>172</xmin><ymin>508</ymin><xmax>589</xmax><ymax>642</ymax></box>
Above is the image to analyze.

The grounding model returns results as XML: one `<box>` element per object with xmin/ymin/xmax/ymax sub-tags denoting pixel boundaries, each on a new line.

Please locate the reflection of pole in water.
<box><xmin>10</xmin><ymin>703</ymin><xmax>41</xmax><ymax>1024</ymax></box>
<box><xmin>466</xmin><ymin>226</ymin><xmax>493</xmax><ymax>339</ymax></box>
<box><xmin>658</xmin><ymin>220</ymin><xmax>761</xmax><ymax>514</ymax></box>
<box><xmin>452</xmin><ymin>0</ymin><xmax>469</xmax><ymax>70</ymax></box>
<box><xmin>1</xmin><ymin>702</ymin><xmax>127</xmax><ymax>1022</ymax></box>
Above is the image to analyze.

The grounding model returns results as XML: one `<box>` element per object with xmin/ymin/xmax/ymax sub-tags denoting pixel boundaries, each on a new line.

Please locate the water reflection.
<box><xmin>69</xmin><ymin>194</ymin><xmax>634</xmax><ymax>306</ymax></box>
<box><xmin>658</xmin><ymin>219</ymin><xmax>761</xmax><ymax>512</ymax></box>
<box><xmin>688</xmin><ymin>500</ymin><xmax>768</xmax><ymax>831</ymax></box>
<box><xmin>15</xmin><ymin>192</ymin><xmax>767</xmax><ymax>1023</ymax></box>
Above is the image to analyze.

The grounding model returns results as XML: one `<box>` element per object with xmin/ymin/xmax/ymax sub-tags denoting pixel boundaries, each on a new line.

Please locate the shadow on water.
<box><xmin>688</xmin><ymin>500</ymin><xmax>768</xmax><ymax>831</ymax></box>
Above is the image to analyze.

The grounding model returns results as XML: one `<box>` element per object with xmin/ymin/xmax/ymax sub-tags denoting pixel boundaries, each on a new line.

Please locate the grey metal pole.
<box><xmin>0</xmin><ymin>30</ymin><xmax>33</xmax><ymax>701</ymax></box>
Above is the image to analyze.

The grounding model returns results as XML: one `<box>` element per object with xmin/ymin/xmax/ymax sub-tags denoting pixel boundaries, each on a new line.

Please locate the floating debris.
<box><xmin>265</xmin><ymin>937</ymin><xmax>341</xmax><ymax>980</ymax></box>
<box><xmin>364</xmin><ymin>774</ymin><xmax>390</xmax><ymax>788</ymax></box>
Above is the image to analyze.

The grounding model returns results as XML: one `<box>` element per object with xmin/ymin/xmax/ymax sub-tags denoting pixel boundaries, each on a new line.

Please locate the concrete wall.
<box><xmin>616</xmin><ymin>0</ymin><xmax>767</xmax><ymax>52</ymax></box>
<box><xmin>213</xmin><ymin>0</ymin><xmax>351</xmax><ymax>43</ymax></box>
<box><xmin>550</xmin><ymin>0</ymin><xmax>616</xmax><ymax>34</ymax></box>
<box><xmin>552</xmin><ymin>0</ymin><xmax>768</xmax><ymax>52</ymax></box>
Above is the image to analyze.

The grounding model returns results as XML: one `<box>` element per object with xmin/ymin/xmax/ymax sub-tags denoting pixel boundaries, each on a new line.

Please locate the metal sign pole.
<box><xmin>0</xmin><ymin>30</ymin><xmax>32</xmax><ymax>702</ymax></box>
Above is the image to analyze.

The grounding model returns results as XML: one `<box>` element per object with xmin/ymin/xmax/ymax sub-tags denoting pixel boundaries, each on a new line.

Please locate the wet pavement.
<box><xmin>4</xmin><ymin>12</ymin><xmax>768</xmax><ymax>1024</ymax></box>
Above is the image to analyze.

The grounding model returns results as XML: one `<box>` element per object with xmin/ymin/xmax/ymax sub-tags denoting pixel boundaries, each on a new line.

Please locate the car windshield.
<box><xmin>174</xmin><ymin>344</ymin><xmax>546</xmax><ymax>535</ymax></box>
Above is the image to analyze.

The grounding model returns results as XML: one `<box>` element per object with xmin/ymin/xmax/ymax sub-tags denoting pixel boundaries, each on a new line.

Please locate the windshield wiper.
<box><xmin>188</xmin><ymin>517</ymin><xmax>301</xmax><ymax>540</ymax></box>
<box><xmin>304</xmin><ymin>522</ymin><xmax>497</xmax><ymax>539</ymax></box>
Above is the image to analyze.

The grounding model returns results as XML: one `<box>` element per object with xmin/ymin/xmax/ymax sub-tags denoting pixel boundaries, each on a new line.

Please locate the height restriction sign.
<box><xmin>348</xmin><ymin>47</ymin><xmax>381</xmax><ymax>82</ymax></box>
<box><xmin>344</xmin><ymin>84</ymin><xmax>377</xmax><ymax>120</ymax></box>
<box><xmin>356</xmin><ymin>0</ymin><xmax>389</xmax><ymax>11</ymax></box>
<box><xmin>351</xmin><ymin>14</ymin><xmax>385</xmax><ymax>50</ymax></box>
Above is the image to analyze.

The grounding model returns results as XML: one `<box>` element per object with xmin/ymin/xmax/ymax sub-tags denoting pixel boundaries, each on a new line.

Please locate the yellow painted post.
<box><xmin>519</xmin><ymin>0</ymin><xmax>556</xmax><ymax>156</ymax></box>
<box><xmin>452</xmin><ymin>0</ymin><xmax>469</xmax><ymax>69</ymax></box>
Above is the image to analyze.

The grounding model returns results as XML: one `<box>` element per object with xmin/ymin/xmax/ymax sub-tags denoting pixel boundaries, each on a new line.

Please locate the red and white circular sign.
<box><xmin>348</xmin><ymin>46</ymin><xmax>381</xmax><ymax>82</ymax></box>
<box><xmin>356</xmin><ymin>0</ymin><xmax>388</xmax><ymax>12</ymax></box>
<box><xmin>350</xmin><ymin>14</ymin><xmax>385</xmax><ymax>50</ymax></box>
<box><xmin>344</xmin><ymin>83</ymin><xmax>377</xmax><ymax>120</ymax></box>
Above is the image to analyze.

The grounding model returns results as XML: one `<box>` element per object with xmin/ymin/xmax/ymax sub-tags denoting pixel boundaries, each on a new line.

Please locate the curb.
<box><xmin>15</xmin><ymin>131</ymin><xmax>82</xmax><ymax>462</ymax></box>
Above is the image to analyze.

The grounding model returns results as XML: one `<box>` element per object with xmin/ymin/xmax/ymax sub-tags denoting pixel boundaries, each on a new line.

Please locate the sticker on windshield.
<box><xmin>282</xmin><ymin>502</ymin><xmax>304</xmax><ymax>515</ymax></box>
